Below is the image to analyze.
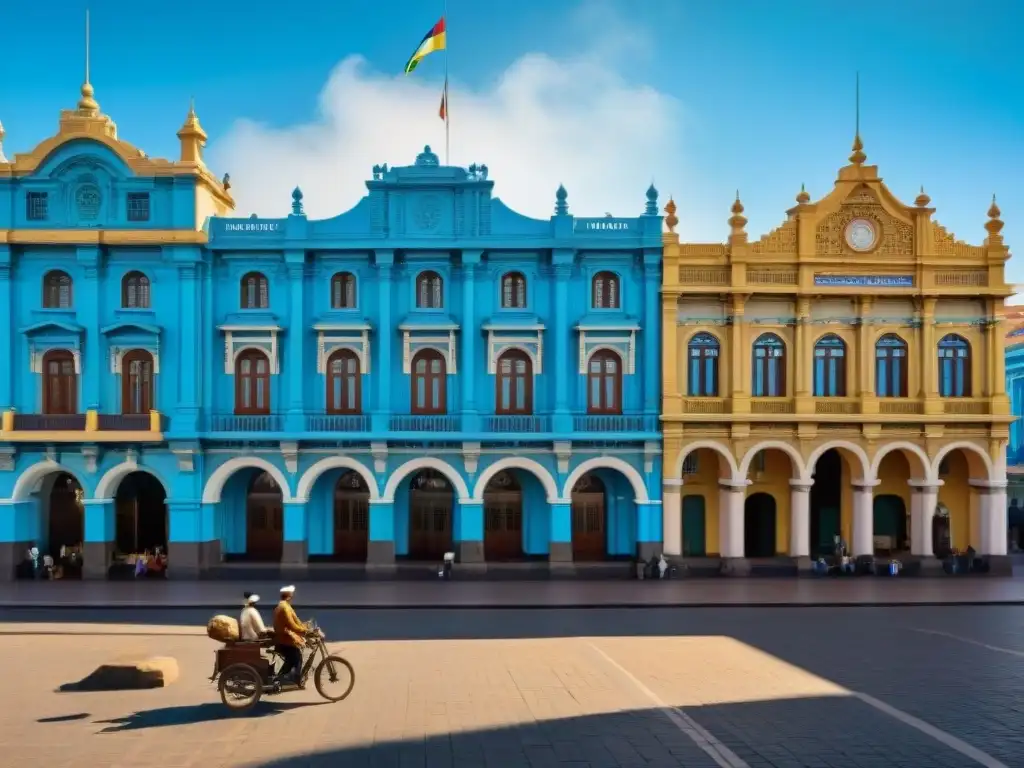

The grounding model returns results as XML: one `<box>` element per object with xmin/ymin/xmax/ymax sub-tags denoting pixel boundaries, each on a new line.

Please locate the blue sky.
<box><xmin>1</xmin><ymin>0</ymin><xmax>1021</xmax><ymax>280</ymax></box>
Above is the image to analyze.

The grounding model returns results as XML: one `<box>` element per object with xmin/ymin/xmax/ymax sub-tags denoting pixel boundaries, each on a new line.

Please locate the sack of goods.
<box><xmin>206</xmin><ymin>615</ymin><xmax>239</xmax><ymax>642</ymax></box>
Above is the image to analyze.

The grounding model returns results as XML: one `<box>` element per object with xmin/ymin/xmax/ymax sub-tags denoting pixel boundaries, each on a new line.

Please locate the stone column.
<box><xmin>82</xmin><ymin>499</ymin><xmax>115</xmax><ymax>580</ymax></box>
<box><xmin>373</xmin><ymin>254</ymin><xmax>394</xmax><ymax>434</ymax></box>
<box><xmin>662</xmin><ymin>480</ymin><xmax>682</xmax><ymax>556</ymax></box>
<box><xmin>282</xmin><ymin>500</ymin><xmax>308</xmax><ymax>568</ymax></box>
<box><xmin>909</xmin><ymin>481</ymin><xmax>940</xmax><ymax>557</ymax></box>
<box><xmin>718</xmin><ymin>481</ymin><xmax>748</xmax><ymax>574</ymax></box>
<box><xmin>978</xmin><ymin>481</ymin><xmax>1009</xmax><ymax>558</ymax></box>
<box><xmin>552</xmin><ymin>258</ymin><xmax>572</xmax><ymax>432</ymax></box>
<box><xmin>366</xmin><ymin>500</ymin><xmax>396</xmax><ymax>568</ymax></box>
<box><xmin>0</xmin><ymin>251</ymin><xmax>11</xmax><ymax>409</ymax></box>
<box><xmin>454</xmin><ymin>499</ymin><xmax>484</xmax><ymax>564</ymax></box>
<box><xmin>461</xmin><ymin>253</ymin><xmax>480</xmax><ymax>432</ymax></box>
<box><xmin>851</xmin><ymin>482</ymin><xmax>877</xmax><ymax>557</ymax></box>
<box><xmin>549</xmin><ymin>502</ymin><xmax>572</xmax><ymax>563</ymax></box>
<box><xmin>285</xmin><ymin>256</ymin><xmax>306</xmax><ymax>432</ymax></box>
<box><xmin>789</xmin><ymin>480</ymin><xmax>812</xmax><ymax>562</ymax></box>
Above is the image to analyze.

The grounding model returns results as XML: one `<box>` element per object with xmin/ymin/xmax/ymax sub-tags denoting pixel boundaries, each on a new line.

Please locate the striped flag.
<box><xmin>404</xmin><ymin>17</ymin><xmax>446</xmax><ymax>74</ymax></box>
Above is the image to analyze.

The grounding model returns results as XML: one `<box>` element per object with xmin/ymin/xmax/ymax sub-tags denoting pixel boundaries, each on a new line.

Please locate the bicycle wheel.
<box><xmin>313</xmin><ymin>655</ymin><xmax>355</xmax><ymax>702</ymax></box>
<box><xmin>218</xmin><ymin>663</ymin><xmax>263</xmax><ymax>712</ymax></box>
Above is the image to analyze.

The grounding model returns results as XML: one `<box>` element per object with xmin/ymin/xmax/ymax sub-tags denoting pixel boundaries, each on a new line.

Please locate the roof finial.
<box><xmin>76</xmin><ymin>9</ymin><xmax>100</xmax><ymax>116</ymax></box>
<box><xmin>645</xmin><ymin>183</ymin><xmax>659</xmax><ymax>215</ymax></box>
<box><xmin>915</xmin><ymin>185</ymin><xmax>931</xmax><ymax>207</ymax></box>
<box><xmin>796</xmin><ymin>183</ymin><xmax>810</xmax><ymax>204</ymax></box>
<box><xmin>848</xmin><ymin>72</ymin><xmax>866</xmax><ymax>166</ymax></box>
<box><xmin>664</xmin><ymin>198</ymin><xmax>678</xmax><ymax>233</ymax></box>
<box><xmin>554</xmin><ymin>184</ymin><xmax>568</xmax><ymax>216</ymax></box>
<box><xmin>986</xmin><ymin>194</ymin><xmax>1004</xmax><ymax>238</ymax></box>
<box><xmin>729</xmin><ymin>191</ymin><xmax>748</xmax><ymax>242</ymax></box>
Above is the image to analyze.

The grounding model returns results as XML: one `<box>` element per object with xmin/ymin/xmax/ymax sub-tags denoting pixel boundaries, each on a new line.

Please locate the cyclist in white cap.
<box><xmin>239</xmin><ymin>591</ymin><xmax>270</xmax><ymax>641</ymax></box>
<box><xmin>272</xmin><ymin>585</ymin><xmax>309</xmax><ymax>685</ymax></box>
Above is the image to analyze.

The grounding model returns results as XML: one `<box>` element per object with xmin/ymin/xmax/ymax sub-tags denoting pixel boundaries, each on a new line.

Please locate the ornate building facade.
<box><xmin>0</xmin><ymin>84</ymin><xmax>664</xmax><ymax>578</ymax></box>
<box><xmin>660</xmin><ymin>136</ymin><xmax>1014</xmax><ymax>574</ymax></box>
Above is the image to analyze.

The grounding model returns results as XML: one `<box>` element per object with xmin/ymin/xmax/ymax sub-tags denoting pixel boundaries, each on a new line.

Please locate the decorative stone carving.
<box><xmin>81</xmin><ymin>445</ymin><xmax>99</xmax><ymax>474</ymax></box>
<box><xmin>554</xmin><ymin>441</ymin><xmax>572</xmax><ymax>475</ymax></box>
<box><xmin>751</xmin><ymin>220</ymin><xmax>797</xmax><ymax>255</ymax></box>
<box><xmin>643</xmin><ymin>440</ymin><xmax>660</xmax><ymax>475</ymax></box>
<box><xmin>415</xmin><ymin>194</ymin><xmax>442</xmax><ymax>232</ymax></box>
<box><xmin>172</xmin><ymin>447</ymin><xmax>195</xmax><ymax>472</ymax></box>
<box><xmin>0</xmin><ymin>448</ymin><xmax>16</xmax><ymax>472</ymax></box>
<box><xmin>462</xmin><ymin>442</ymin><xmax>481</xmax><ymax>476</ymax></box>
<box><xmin>370</xmin><ymin>442</ymin><xmax>388</xmax><ymax>475</ymax></box>
<box><xmin>280</xmin><ymin>442</ymin><xmax>299</xmax><ymax>474</ymax></box>
<box><xmin>815</xmin><ymin>190</ymin><xmax>914</xmax><ymax>256</ymax></box>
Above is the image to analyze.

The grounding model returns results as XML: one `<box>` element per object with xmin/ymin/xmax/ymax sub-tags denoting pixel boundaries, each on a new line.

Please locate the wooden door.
<box><xmin>571</xmin><ymin>492</ymin><xmax>605</xmax><ymax>561</ymax></box>
<box><xmin>484</xmin><ymin>491</ymin><xmax>523</xmax><ymax>561</ymax></box>
<box><xmin>246</xmin><ymin>473</ymin><xmax>283</xmax><ymax>561</ymax></box>
<box><xmin>48</xmin><ymin>474</ymin><xmax>83</xmax><ymax>556</ymax></box>
<box><xmin>333</xmin><ymin>497</ymin><xmax>369</xmax><ymax>561</ymax></box>
<box><xmin>409</xmin><ymin>491</ymin><xmax>452</xmax><ymax>560</ymax></box>
<box><xmin>681</xmin><ymin>495</ymin><xmax>706</xmax><ymax>556</ymax></box>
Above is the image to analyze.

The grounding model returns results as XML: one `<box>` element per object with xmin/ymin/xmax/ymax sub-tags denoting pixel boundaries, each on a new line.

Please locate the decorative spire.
<box><xmin>0</xmin><ymin>120</ymin><xmax>6</xmax><ymax>163</ymax></box>
<box><xmin>849</xmin><ymin>134</ymin><xmax>866</xmax><ymax>166</ymax></box>
<box><xmin>555</xmin><ymin>184</ymin><xmax>568</xmax><ymax>216</ymax></box>
<box><xmin>76</xmin><ymin>10</ymin><xmax>100</xmax><ymax>116</ymax></box>
<box><xmin>729</xmin><ymin>191</ymin><xmax>748</xmax><ymax>240</ymax></box>
<box><xmin>291</xmin><ymin>187</ymin><xmax>305</xmax><ymax>216</ymax></box>
<box><xmin>796</xmin><ymin>183</ymin><xmax>810</xmax><ymax>204</ymax></box>
<box><xmin>915</xmin><ymin>186</ymin><xmax>931</xmax><ymax>208</ymax></box>
<box><xmin>176</xmin><ymin>98</ymin><xmax>207</xmax><ymax>164</ymax></box>
<box><xmin>985</xmin><ymin>194</ymin><xmax>1004</xmax><ymax>237</ymax></box>
<box><xmin>664</xmin><ymin>198</ymin><xmax>678</xmax><ymax>233</ymax></box>
<box><xmin>645</xmin><ymin>183</ymin><xmax>659</xmax><ymax>216</ymax></box>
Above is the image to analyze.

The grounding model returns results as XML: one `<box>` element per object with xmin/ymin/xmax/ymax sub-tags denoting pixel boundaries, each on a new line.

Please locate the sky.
<box><xmin>1</xmin><ymin>0</ymin><xmax>1021</xmax><ymax>286</ymax></box>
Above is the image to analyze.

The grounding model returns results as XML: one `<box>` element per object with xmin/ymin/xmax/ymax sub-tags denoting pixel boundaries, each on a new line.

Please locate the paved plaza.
<box><xmin>4</xmin><ymin>605</ymin><xmax>1024</xmax><ymax>767</ymax></box>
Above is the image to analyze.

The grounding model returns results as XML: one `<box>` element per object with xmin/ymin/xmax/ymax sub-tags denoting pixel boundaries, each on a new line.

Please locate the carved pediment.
<box><xmin>815</xmin><ymin>185</ymin><xmax>914</xmax><ymax>256</ymax></box>
<box><xmin>933</xmin><ymin>221</ymin><xmax>982</xmax><ymax>259</ymax></box>
<box><xmin>751</xmin><ymin>219</ymin><xmax>797</xmax><ymax>255</ymax></box>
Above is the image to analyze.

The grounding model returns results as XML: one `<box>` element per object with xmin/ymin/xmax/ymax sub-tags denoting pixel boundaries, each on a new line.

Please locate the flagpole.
<box><xmin>443</xmin><ymin>0</ymin><xmax>450</xmax><ymax>165</ymax></box>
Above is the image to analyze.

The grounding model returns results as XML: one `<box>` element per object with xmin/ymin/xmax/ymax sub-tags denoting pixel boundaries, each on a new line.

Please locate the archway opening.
<box><xmin>681</xmin><ymin>495</ymin><xmax>706</xmax><ymax>556</ymax></box>
<box><xmin>333</xmin><ymin>471</ymin><xmax>369</xmax><ymax>562</ymax></box>
<box><xmin>677</xmin><ymin>447</ymin><xmax>732</xmax><ymax>558</ymax></box>
<box><xmin>571</xmin><ymin>473</ymin><xmax>606</xmax><ymax>561</ymax></box>
<box><xmin>744</xmin><ymin>492</ymin><xmax>777</xmax><ymax>557</ymax></box>
<box><xmin>743</xmin><ymin>449</ymin><xmax>796</xmax><ymax>557</ymax></box>
<box><xmin>41</xmin><ymin>472</ymin><xmax>85</xmax><ymax>578</ymax></box>
<box><xmin>809</xmin><ymin>449</ymin><xmax>844</xmax><ymax>558</ymax></box>
<box><xmin>875</xmin><ymin>450</ymin><xmax>917</xmax><ymax>555</ymax></box>
<box><xmin>114</xmin><ymin>472</ymin><xmax>168</xmax><ymax>564</ymax></box>
<box><xmin>245</xmin><ymin>471</ymin><xmax>284</xmax><ymax>562</ymax></box>
<box><xmin>570</xmin><ymin>469</ymin><xmax>637</xmax><ymax>560</ymax></box>
<box><xmin>936</xmin><ymin>447</ymin><xmax>990</xmax><ymax>555</ymax></box>
<box><xmin>483</xmin><ymin>470</ymin><xmax>524</xmax><ymax>561</ymax></box>
<box><xmin>406</xmin><ymin>470</ymin><xmax>453</xmax><ymax>561</ymax></box>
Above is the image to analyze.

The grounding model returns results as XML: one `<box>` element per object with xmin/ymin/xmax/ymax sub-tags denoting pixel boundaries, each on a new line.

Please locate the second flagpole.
<box><xmin>443</xmin><ymin>0</ymin><xmax>450</xmax><ymax>165</ymax></box>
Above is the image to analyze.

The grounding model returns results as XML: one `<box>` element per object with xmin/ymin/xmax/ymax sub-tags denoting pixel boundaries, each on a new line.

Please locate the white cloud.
<box><xmin>207</xmin><ymin>23</ymin><xmax>683</xmax><ymax>223</ymax></box>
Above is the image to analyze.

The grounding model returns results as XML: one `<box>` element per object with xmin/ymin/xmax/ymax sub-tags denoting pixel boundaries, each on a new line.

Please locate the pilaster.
<box><xmin>921</xmin><ymin>297</ymin><xmax>941</xmax><ymax>414</ymax></box>
<box><xmin>857</xmin><ymin>297</ymin><xmax>877</xmax><ymax>413</ymax></box>
<box><xmin>77</xmin><ymin>247</ymin><xmax>102</xmax><ymax>410</ymax></box>
<box><xmin>172</xmin><ymin>256</ymin><xmax>202</xmax><ymax>434</ymax></box>
<box><xmin>282</xmin><ymin>500</ymin><xmax>308</xmax><ymax>567</ymax></box>
<box><xmin>367</xmin><ymin>500</ymin><xmax>396</xmax><ymax>566</ymax></box>
<box><xmin>794</xmin><ymin>297</ymin><xmax>813</xmax><ymax>413</ymax></box>
<box><xmin>0</xmin><ymin>248</ymin><xmax>11</xmax><ymax>409</ymax></box>
<box><xmin>661</xmin><ymin>292</ymin><xmax>680</xmax><ymax>414</ymax></box>
<box><xmin>454</xmin><ymin>499</ymin><xmax>483</xmax><ymax>563</ymax></box>
<box><xmin>552</xmin><ymin>252</ymin><xmax>573</xmax><ymax>432</ymax></box>
<box><xmin>642</xmin><ymin>253</ymin><xmax>660</xmax><ymax>414</ymax></box>
<box><xmin>729</xmin><ymin>295</ymin><xmax>749</xmax><ymax>413</ymax></box>
<box><xmin>549</xmin><ymin>502</ymin><xmax>573</xmax><ymax>563</ymax></box>
<box><xmin>373</xmin><ymin>252</ymin><xmax>394</xmax><ymax>433</ymax></box>
<box><xmin>285</xmin><ymin>255</ymin><xmax>306</xmax><ymax>432</ymax></box>
<box><xmin>461</xmin><ymin>251</ymin><xmax>481</xmax><ymax>432</ymax></box>
<box><xmin>82</xmin><ymin>498</ymin><xmax>115</xmax><ymax>580</ymax></box>
<box><xmin>662</xmin><ymin>480</ymin><xmax>682</xmax><ymax>556</ymax></box>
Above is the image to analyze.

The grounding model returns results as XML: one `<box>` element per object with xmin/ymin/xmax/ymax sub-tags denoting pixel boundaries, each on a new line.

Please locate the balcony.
<box><xmin>481</xmin><ymin>415</ymin><xmax>552</xmax><ymax>433</ymax></box>
<box><xmin>572</xmin><ymin>414</ymin><xmax>658</xmax><ymax>433</ymax></box>
<box><xmin>815</xmin><ymin>397</ymin><xmax>858</xmax><ymax>415</ymax></box>
<box><xmin>13</xmin><ymin>414</ymin><xmax>87</xmax><ymax>431</ymax></box>
<box><xmin>306</xmin><ymin>414</ymin><xmax>371</xmax><ymax>432</ymax></box>
<box><xmin>683</xmin><ymin>397</ymin><xmax>727</xmax><ymax>415</ymax></box>
<box><xmin>389</xmin><ymin>414</ymin><xmax>462</xmax><ymax>433</ymax></box>
<box><xmin>943</xmin><ymin>398</ymin><xmax>989</xmax><ymax>415</ymax></box>
<box><xmin>208</xmin><ymin>414</ymin><xmax>285</xmax><ymax>433</ymax></box>
<box><xmin>0</xmin><ymin>409</ymin><xmax>164</xmax><ymax>442</ymax></box>
<box><xmin>751</xmin><ymin>397</ymin><xmax>794</xmax><ymax>414</ymax></box>
<box><xmin>879</xmin><ymin>399</ymin><xmax>924</xmax><ymax>415</ymax></box>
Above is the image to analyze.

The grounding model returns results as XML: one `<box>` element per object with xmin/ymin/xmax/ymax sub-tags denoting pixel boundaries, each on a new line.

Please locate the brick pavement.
<box><xmin>2</xmin><ymin>618</ymin><xmax>1006</xmax><ymax>768</ymax></box>
<box><xmin>4</xmin><ymin>576</ymin><xmax>1024</xmax><ymax>609</ymax></box>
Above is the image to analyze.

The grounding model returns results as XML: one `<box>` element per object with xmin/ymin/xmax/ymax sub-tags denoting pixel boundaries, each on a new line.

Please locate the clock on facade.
<box><xmin>844</xmin><ymin>218</ymin><xmax>877</xmax><ymax>252</ymax></box>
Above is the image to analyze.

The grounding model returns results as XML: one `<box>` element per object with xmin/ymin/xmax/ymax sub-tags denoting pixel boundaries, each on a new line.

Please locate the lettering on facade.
<box><xmin>576</xmin><ymin>218</ymin><xmax>632</xmax><ymax>232</ymax></box>
<box><xmin>813</xmin><ymin>274</ymin><xmax>914</xmax><ymax>288</ymax></box>
<box><xmin>223</xmin><ymin>222</ymin><xmax>281</xmax><ymax>233</ymax></box>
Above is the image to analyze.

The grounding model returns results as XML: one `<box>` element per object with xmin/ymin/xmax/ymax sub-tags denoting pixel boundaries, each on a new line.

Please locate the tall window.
<box><xmin>495</xmin><ymin>350</ymin><xmax>532</xmax><ymax>414</ymax></box>
<box><xmin>42</xmin><ymin>350</ymin><xmax>77</xmax><ymax>414</ymax></box>
<box><xmin>26</xmin><ymin>192</ymin><xmax>49</xmax><ymax>221</ymax></box>
<box><xmin>411</xmin><ymin>349</ymin><xmax>446</xmax><ymax>413</ymax></box>
<box><xmin>592</xmin><ymin>271</ymin><xmax>620</xmax><ymax>309</ymax></box>
<box><xmin>240</xmin><ymin>272</ymin><xmax>269</xmax><ymax>309</ymax></box>
<box><xmin>330</xmin><ymin>272</ymin><xmax>356</xmax><ymax>309</ymax></box>
<box><xmin>938</xmin><ymin>334</ymin><xmax>971</xmax><ymax>397</ymax></box>
<box><xmin>42</xmin><ymin>270</ymin><xmax>73</xmax><ymax>309</ymax></box>
<box><xmin>326</xmin><ymin>349</ymin><xmax>361</xmax><ymax>413</ymax></box>
<box><xmin>752</xmin><ymin>333</ymin><xmax>786</xmax><ymax>397</ymax></box>
<box><xmin>121</xmin><ymin>271</ymin><xmax>151</xmax><ymax>309</ymax></box>
<box><xmin>415</xmin><ymin>271</ymin><xmax>443</xmax><ymax>309</ymax></box>
<box><xmin>587</xmin><ymin>350</ymin><xmax>622</xmax><ymax>414</ymax></box>
<box><xmin>687</xmin><ymin>332</ymin><xmax>720</xmax><ymax>396</ymax></box>
<box><xmin>121</xmin><ymin>349</ymin><xmax>154</xmax><ymax>414</ymax></box>
<box><xmin>501</xmin><ymin>272</ymin><xmax>526</xmax><ymax>309</ymax></box>
<box><xmin>235</xmin><ymin>349</ymin><xmax>271</xmax><ymax>414</ymax></box>
<box><xmin>813</xmin><ymin>334</ymin><xmax>847</xmax><ymax>397</ymax></box>
<box><xmin>875</xmin><ymin>334</ymin><xmax>908</xmax><ymax>397</ymax></box>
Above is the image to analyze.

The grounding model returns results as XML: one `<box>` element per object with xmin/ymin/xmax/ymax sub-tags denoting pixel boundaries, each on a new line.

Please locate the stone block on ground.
<box><xmin>60</xmin><ymin>656</ymin><xmax>179</xmax><ymax>691</ymax></box>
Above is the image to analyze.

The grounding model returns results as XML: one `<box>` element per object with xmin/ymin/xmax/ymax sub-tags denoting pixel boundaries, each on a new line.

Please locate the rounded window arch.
<box><xmin>121</xmin><ymin>349</ymin><xmax>155</xmax><ymax>415</ymax></box>
<box><xmin>495</xmin><ymin>349</ymin><xmax>533</xmax><ymax>414</ymax></box>
<box><xmin>240</xmin><ymin>271</ymin><xmax>269</xmax><ymax>309</ymax></box>
<box><xmin>415</xmin><ymin>271</ymin><xmax>444</xmax><ymax>309</ymax></box>
<box><xmin>500</xmin><ymin>272</ymin><xmax>527</xmax><ymax>309</ymax></box>
<box><xmin>326</xmin><ymin>349</ymin><xmax>361</xmax><ymax>414</ymax></box>
<box><xmin>42</xmin><ymin>270</ymin><xmax>73</xmax><ymax>309</ymax></box>
<box><xmin>591</xmin><ymin>271</ymin><xmax>620</xmax><ymax>309</ymax></box>
<box><xmin>875</xmin><ymin>333</ymin><xmax>908</xmax><ymax>397</ymax></box>
<box><xmin>938</xmin><ymin>334</ymin><xmax>971</xmax><ymax>397</ymax></box>
<box><xmin>411</xmin><ymin>349</ymin><xmax>446</xmax><ymax>413</ymax></box>
<box><xmin>330</xmin><ymin>272</ymin><xmax>357</xmax><ymax>309</ymax></box>
<box><xmin>587</xmin><ymin>349</ymin><xmax>622</xmax><ymax>414</ymax></box>
<box><xmin>235</xmin><ymin>348</ymin><xmax>271</xmax><ymax>414</ymax></box>
<box><xmin>121</xmin><ymin>271</ymin><xmax>151</xmax><ymax>309</ymax></box>
<box><xmin>42</xmin><ymin>349</ymin><xmax>77</xmax><ymax>414</ymax></box>
<box><xmin>813</xmin><ymin>334</ymin><xmax>847</xmax><ymax>397</ymax></box>
<box><xmin>752</xmin><ymin>333</ymin><xmax>786</xmax><ymax>397</ymax></box>
<box><xmin>687</xmin><ymin>332</ymin><xmax>720</xmax><ymax>396</ymax></box>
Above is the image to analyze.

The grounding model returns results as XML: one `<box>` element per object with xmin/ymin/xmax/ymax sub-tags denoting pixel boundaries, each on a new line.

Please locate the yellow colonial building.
<box><xmin>660</xmin><ymin>134</ymin><xmax>1014</xmax><ymax>574</ymax></box>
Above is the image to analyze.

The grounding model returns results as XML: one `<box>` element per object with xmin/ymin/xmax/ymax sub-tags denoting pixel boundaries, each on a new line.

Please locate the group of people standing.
<box><xmin>238</xmin><ymin>585</ymin><xmax>311</xmax><ymax>685</ymax></box>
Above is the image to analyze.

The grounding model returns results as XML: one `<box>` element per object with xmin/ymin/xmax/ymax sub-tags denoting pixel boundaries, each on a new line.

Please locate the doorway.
<box><xmin>408</xmin><ymin>470</ymin><xmax>453</xmax><ymax>560</ymax></box>
<box><xmin>570</xmin><ymin>473</ymin><xmax>606</xmax><ymax>561</ymax></box>
<box><xmin>246</xmin><ymin>471</ymin><xmax>283</xmax><ymax>561</ymax></box>
<box><xmin>744</xmin><ymin>492</ymin><xmax>777</xmax><ymax>557</ymax></box>
<box><xmin>681</xmin><ymin>495</ymin><xmax>707</xmax><ymax>556</ymax></box>
<box><xmin>114</xmin><ymin>472</ymin><xmax>168</xmax><ymax>555</ymax></box>
<box><xmin>483</xmin><ymin>471</ymin><xmax>524</xmax><ymax>561</ymax></box>
<box><xmin>873</xmin><ymin>495</ymin><xmax>908</xmax><ymax>555</ymax></box>
<box><xmin>810</xmin><ymin>449</ymin><xmax>842</xmax><ymax>558</ymax></box>
<box><xmin>333</xmin><ymin>471</ymin><xmax>369</xmax><ymax>561</ymax></box>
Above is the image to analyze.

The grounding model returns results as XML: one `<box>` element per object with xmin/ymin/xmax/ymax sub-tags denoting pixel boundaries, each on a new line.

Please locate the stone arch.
<box><xmin>202</xmin><ymin>457</ymin><xmax>293</xmax><ymax>504</ymax></box>
<box><xmin>11</xmin><ymin>461</ymin><xmax>86</xmax><ymax>502</ymax></box>
<box><xmin>673</xmin><ymin>440</ymin><xmax>739</xmax><ymax>481</ymax></box>
<box><xmin>738</xmin><ymin>441</ymin><xmax>807</xmax><ymax>481</ymax></box>
<box><xmin>584</xmin><ymin>345</ymin><xmax>625</xmax><ymax>367</ymax></box>
<box><xmin>930</xmin><ymin>441</ymin><xmax>996</xmax><ymax>482</ymax></box>
<box><xmin>869</xmin><ymin>442</ymin><xmax>931</xmax><ymax>483</ymax></box>
<box><xmin>232</xmin><ymin>344</ymin><xmax>272</xmax><ymax>367</ymax></box>
<box><xmin>561</xmin><ymin>457</ymin><xmax>649</xmax><ymax>503</ymax></box>
<box><xmin>471</xmin><ymin>457</ymin><xmax>559</xmax><ymax>503</ymax></box>
<box><xmin>382</xmin><ymin>457</ymin><xmax>471</xmax><ymax>503</ymax></box>
<box><xmin>93</xmin><ymin>462</ymin><xmax>169</xmax><ymax>500</ymax></box>
<box><xmin>804</xmin><ymin>441</ymin><xmax>871</xmax><ymax>483</ymax></box>
<box><xmin>492</xmin><ymin>344</ymin><xmax>540</xmax><ymax>373</ymax></box>
<box><xmin>295</xmin><ymin>456</ymin><xmax>380</xmax><ymax>502</ymax></box>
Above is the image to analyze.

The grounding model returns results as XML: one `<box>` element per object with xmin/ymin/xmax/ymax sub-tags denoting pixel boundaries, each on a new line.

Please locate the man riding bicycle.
<box><xmin>272</xmin><ymin>585</ymin><xmax>310</xmax><ymax>686</ymax></box>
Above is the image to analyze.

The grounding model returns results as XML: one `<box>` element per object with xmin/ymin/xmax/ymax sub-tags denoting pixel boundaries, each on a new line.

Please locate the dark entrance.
<box><xmin>246</xmin><ymin>471</ymin><xmax>283</xmax><ymax>561</ymax></box>
<box><xmin>114</xmin><ymin>472</ymin><xmax>168</xmax><ymax>554</ymax></box>
<box><xmin>47</xmin><ymin>473</ymin><xmax>84</xmax><ymax>563</ymax></box>
<box><xmin>681</xmin><ymin>495</ymin><xmax>707</xmax><ymax>556</ymax></box>
<box><xmin>408</xmin><ymin>470</ymin><xmax>453</xmax><ymax>560</ymax></box>
<box><xmin>873</xmin><ymin>495</ymin><xmax>908</xmax><ymax>555</ymax></box>
<box><xmin>483</xmin><ymin>470</ymin><xmax>523</xmax><ymax>561</ymax></box>
<box><xmin>810</xmin><ymin>449</ymin><xmax>842</xmax><ymax>558</ymax></box>
<box><xmin>744</xmin><ymin>492</ymin><xmax>777</xmax><ymax>558</ymax></box>
<box><xmin>333</xmin><ymin>471</ymin><xmax>369</xmax><ymax>561</ymax></box>
<box><xmin>570</xmin><ymin>473</ymin><xmax>606</xmax><ymax>561</ymax></box>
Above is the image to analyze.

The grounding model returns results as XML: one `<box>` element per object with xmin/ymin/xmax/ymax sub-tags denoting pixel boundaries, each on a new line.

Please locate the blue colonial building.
<box><xmin>0</xmin><ymin>83</ymin><xmax>664</xmax><ymax>579</ymax></box>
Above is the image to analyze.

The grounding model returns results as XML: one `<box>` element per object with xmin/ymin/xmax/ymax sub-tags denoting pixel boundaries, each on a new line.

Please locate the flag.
<box><xmin>404</xmin><ymin>17</ymin><xmax>446</xmax><ymax>74</ymax></box>
<box><xmin>439</xmin><ymin>79</ymin><xmax>448</xmax><ymax>121</ymax></box>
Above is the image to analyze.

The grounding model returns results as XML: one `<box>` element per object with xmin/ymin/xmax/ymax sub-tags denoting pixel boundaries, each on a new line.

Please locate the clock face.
<box><xmin>845</xmin><ymin>218</ymin><xmax>877</xmax><ymax>252</ymax></box>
